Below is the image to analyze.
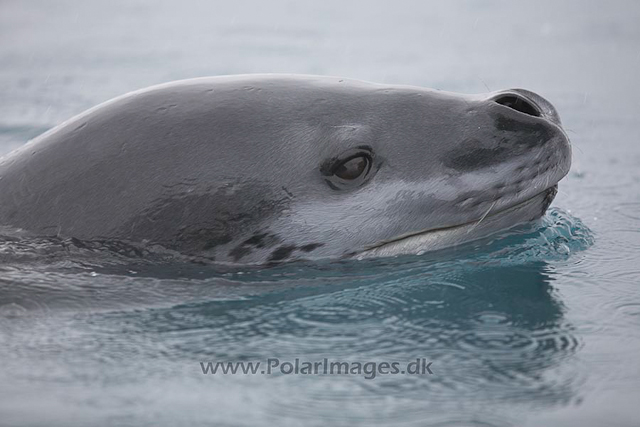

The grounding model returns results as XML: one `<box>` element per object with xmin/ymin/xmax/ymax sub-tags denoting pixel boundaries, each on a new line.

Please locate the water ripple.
<box><xmin>0</xmin><ymin>208</ymin><xmax>596</xmax><ymax>426</ymax></box>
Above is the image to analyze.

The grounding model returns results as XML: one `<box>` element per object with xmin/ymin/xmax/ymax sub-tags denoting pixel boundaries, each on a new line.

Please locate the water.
<box><xmin>0</xmin><ymin>1</ymin><xmax>639</xmax><ymax>426</ymax></box>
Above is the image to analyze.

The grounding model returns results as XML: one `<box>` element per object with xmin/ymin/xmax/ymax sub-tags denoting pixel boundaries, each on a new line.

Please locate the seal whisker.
<box><xmin>467</xmin><ymin>201</ymin><xmax>497</xmax><ymax>234</ymax></box>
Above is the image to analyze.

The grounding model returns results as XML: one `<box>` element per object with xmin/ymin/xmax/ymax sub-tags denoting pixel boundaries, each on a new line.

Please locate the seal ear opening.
<box><xmin>493</xmin><ymin>94</ymin><xmax>541</xmax><ymax>117</ymax></box>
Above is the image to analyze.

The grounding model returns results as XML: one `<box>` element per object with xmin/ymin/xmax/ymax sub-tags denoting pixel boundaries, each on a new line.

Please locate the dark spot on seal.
<box><xmin>444</xmin><ymin>138</ymin><xmax>512</xmax><ymax>171</ymax></box>
<box><xmin>242</xmin><ymin>231</ymin><xmax>281</xmax><ymax>249</ymax></box>
<box><xmin>493</xmin><ymin>113</ymin><xmax>553</xmax><ymax>148</ymax></box>
<box><xmin>445</xmin><ymin>112</ymin><xmax>558</xmax><ymax>172</ymax></box>
<box><xmin>300</xmin><ymin>243</ymin><xmax>324</xmax><ymax>252</ymax></box>
<box><xmin>229</xmin><ymin>245</ymin><xmax>253</xmax><ymax>262</ymax></box>
<box><xmin>268</xmin><ymin>245</ymin><xmax>297</xmax><ymax>262</ymax></box>
<box><xmin>228</xmin><ymin>231</ymin><xmax>283</xmax><ymax>261</ymax></box>
<box><xmin>243</xmin><ymin>232</ymin><xmax>268</xmax><ymax>247</ymax></box>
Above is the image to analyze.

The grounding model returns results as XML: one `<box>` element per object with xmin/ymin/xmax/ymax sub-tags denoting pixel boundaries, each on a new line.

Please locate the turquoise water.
<box><xmin>1</xmin><ymin>1</ymin><xmax>639</xmax><ymax>426</ymax></box>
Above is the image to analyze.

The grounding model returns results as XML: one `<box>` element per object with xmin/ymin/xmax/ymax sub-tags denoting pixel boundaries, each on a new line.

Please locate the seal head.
<box><xmin>0</xmin><ymin>75</ymin><xmax>571</xmax><ymax>264</ymax></box>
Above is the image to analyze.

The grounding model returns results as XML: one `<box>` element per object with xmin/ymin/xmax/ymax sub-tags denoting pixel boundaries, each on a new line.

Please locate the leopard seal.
<box><xmin>0</xmin><ymin>74</ymin><xmax>571</xmax><ymax>264</ymax></box>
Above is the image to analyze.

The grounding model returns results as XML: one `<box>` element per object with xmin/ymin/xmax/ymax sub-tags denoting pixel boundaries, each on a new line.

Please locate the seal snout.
<box><xmin>441</xmin><ymin>88</ymin><xmax>571</xmax><ymax>228</ymax></box>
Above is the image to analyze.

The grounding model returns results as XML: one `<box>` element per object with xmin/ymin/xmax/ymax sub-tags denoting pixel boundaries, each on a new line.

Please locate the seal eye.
<box><xmin>334</xmin><ymin>155</ymin><xmax>369</xmax><ymax>180</ymax></box>
<box><xmin>320</xmin><ymin>148</ymin><xmax>377</xmax><ymax>191</ymax></box>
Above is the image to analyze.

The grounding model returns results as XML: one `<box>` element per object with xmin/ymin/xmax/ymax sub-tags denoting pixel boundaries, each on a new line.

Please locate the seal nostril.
<box><xmin>494</xmin><ymin>94</ymin><xmax>541</xmax><ymax>117</ymax></box>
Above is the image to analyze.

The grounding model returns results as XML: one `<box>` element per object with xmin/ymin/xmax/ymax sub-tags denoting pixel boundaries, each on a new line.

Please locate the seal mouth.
<box><xmin>360</xmin><ymin>185</ymin><xmax>558</xmax><ymax>257</ymax></box>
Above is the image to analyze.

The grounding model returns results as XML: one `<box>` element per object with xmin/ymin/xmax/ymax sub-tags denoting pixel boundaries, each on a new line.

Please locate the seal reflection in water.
<box><xmin>0</xmin><ymin>75</ymin><xmax>571</xmax><ymax>264</ymax></box>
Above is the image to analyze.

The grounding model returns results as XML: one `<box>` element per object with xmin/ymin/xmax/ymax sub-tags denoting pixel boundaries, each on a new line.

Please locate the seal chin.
<box><xmin>357</xmin><ymin>185</ymin><xmax>558</xmax><ymax>259</ymax></box>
